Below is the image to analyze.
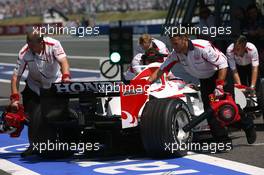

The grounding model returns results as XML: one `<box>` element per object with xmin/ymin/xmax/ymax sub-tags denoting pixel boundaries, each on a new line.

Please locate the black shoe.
<box><xmin>245</xmin><ymin>126</ymin><xmax>257</xmax><ymax>144</ymax></box>
<box><xmin>20</xmin><ymin>146</ymin><xmax>37</xmax><ymax>158</ymax></box>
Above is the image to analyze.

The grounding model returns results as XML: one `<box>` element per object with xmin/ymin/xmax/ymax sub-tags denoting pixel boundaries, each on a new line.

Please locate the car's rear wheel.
<box><xmin>140</xmin><ymin>98</ymin><xmax>192</xmax><ymax>158</ymax></box>
<box><xmin>30</xmin><ymin>104</ymin><xmax>57</xmax><ymax>156</ymax></box>
<box><xmin>31</xmin><ymin>105</ymin><xmax>78</xmax><ymax>158</ymax></box>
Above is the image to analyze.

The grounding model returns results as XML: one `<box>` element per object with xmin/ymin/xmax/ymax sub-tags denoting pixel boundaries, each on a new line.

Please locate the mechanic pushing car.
<box><xmin>9</xmin><ymin>31</ymin><xmax>71</xmax><ymax>157</ymax></box>
<box><xmin>125</xmin><ymin>48</ymin><xmax>169</xmax><ymax>80</ymax></box>
<box><xmin>148</xmin><ymin>34</ymin><xmax>256</xmax><ymax>146</ymax></box>
<box><xmin>125</xmin><ymin>34</ymin><xmax>169</xmax><ymax>79</ymax></box>
<box><xmin>226</xmin><ymin>35</ymin><xmax>259</xmax><ymax>95</ymax></box>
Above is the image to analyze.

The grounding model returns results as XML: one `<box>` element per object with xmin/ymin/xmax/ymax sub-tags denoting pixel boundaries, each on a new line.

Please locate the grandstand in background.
<box><xmin>0</xmin><ymin>0</ymin><xmax>172</xmax><ymax>20</ymax></box>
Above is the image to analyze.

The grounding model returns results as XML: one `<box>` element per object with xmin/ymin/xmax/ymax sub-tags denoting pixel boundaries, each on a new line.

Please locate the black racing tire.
<box><xmin>57</xmin><ymin>108</ymin><xmax>80</xmax><ymax>142</ymax></box>
<box><xmin>31</xmin><ymin>105</ymin><xmax>77</xmax><ymax>158</ymax></box>
<box><xmin>29</xmin><ymin>104</ymin><xmax>57</xmax><ymax>157</ymax></box>
<box><xmin>140</xmin><ymin>98</ymin><xmax>192</xmax><ymax>158</ymax></box>
<box><xmin>256</xmin><ymin>78</ymin><xmax>264</xmax><ymax>119</ymax></box>
<box><xmin>30</xmin><ymin>104</ymin><xmax>56</xmax><ymax>144</ymax></box>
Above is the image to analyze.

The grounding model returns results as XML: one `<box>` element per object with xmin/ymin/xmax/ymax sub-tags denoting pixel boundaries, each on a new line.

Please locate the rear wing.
<box><xmin>46</xmin><ymin>81</ymin><xmax>123</xmax><ymax>98</ymax></box>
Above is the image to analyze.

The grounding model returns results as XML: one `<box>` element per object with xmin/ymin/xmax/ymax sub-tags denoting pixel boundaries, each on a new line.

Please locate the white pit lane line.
<box><xmin>0</xmin><ymin>79</ymin><xmax>25</xmax><ymax>84</ymax></box>
<box><xmin>0</xmin><ymin>149</ymin><xmax>263</xmax><ymax>175</ymax></box>
<box><xmin>251</xmin><ymin>142</ymin><xmax>264</xmax><ymax>146</ymax></box>
<box><xmin>0</xmin><ymin>62</ymin><xmax>100</xmax><ymax>84</ymax></box>
<box><xmin>0</xmin><ymin>62</ymin><xmax>100</xmax><ymax>73</ymax></box>
<box><xmin>0</xmin><ymin>144</ymin><xmax>29</xmax><ymax>154</ymax></box>
<box><xmin>185</xmin><ymin>152</ymin><xmax>264</xmax><ymax>175</ymax></box>
<box><xmin>0</xmin><ymin>52</ymin><xmax>107</xmax><ymax>60</ymax></box>
<box><xmin>0</xmin><ymin>159</ymin><xmax>40</xmax><ymax>175</ymax></box>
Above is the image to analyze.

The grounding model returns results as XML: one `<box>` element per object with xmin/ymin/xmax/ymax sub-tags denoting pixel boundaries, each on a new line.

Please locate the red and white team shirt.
<box><xmin>131</xmin><ymin>38</ymin><xmax>169</xmax><ymax>74</ymax></box>
<box><xmin>160</xmin><ymin>39</ymin><xmax>229</xmax><ymax>79</ymax></box>
<box><xmin>13</xmin><ymin>37</ymin><xmax>67</xmax><ymax>95</ymax></box>
<box><xmin>135</xmin><ymin>38</ymin><xmax>169</xmax><ymax>56</ymax></box>
<box><xmin>226</xmin><ymin>42</ymin><xmax>259</xmax><ymax>71</ymax></box>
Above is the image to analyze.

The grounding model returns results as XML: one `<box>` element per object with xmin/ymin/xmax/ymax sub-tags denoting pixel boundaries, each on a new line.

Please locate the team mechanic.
<box><xmin>125</xmin><ymin>34</ymin><xmax>169</xmax><ymax>79</ymax></box>
<box><xmin>9</xmin><ymin>31</ymin><xmax>71</xmax><ymax>157</ymax></box>
<box><xmin>226</xmin><ymin>35</ymin><xmax>259</xmax><ymax>95</ymax></box>
<box><xmin>148</xmin><ymin>34</ymin><xmax>256</xmax><ymax>148</ymax></box>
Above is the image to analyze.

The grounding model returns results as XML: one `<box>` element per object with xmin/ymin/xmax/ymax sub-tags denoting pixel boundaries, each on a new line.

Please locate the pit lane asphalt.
<box><xmin>0</xmin><ymin>35</ymin><xmax>263</xmax><ymax>171</ymax></box>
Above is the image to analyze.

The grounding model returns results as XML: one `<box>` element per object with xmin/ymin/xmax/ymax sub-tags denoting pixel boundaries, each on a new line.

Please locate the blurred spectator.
<box><xmin>195</xmin><ymin>6</ymin><xmax>216</xmax><ymax>40</ymax></box>
<box><xmin>81</xmin><ymin>16</ymin><xmax>90</xmax><ymax>27</ymax></box>
<box><xmin>243</xmin><ymin>4</ymin><xmax>264</xmax><ymax>63</ymax></box>
<box><xmin>65</xmin><ymin>19</ymin><xmax>79</xmax><ymax>29</ymax></box>
<box><xmin>231</xmin><ymin>7</ymin><xmax>246</xmax><ymax>36</ymax></box>
<box><xmin>0</xmin><ymin>0</ymin><xmax>172</xmax><ymax>19</ymax></box>
<box><xmin>243</xmin><ymin>4</ymin><xmax>264</xmax><ymax>39</ymax></box>
<box><xmin>196</xmin><ymin>6</ymin><xmax>215</xmax><ymax>28</ymax></box>
<box><xmin>0</xmin><ymin>2</ymin><xmax>5</xmax><ymax>20</ymax></box>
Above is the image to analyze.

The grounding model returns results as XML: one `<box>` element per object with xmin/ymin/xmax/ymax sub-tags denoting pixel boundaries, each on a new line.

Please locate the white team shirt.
<box><xmin>131</xmin><ymin>38</ymin><xmax>169</xmax><ymax>74</ymax></box>
<box><xmin>226</xmin><ymin>42</ymin><xmax>259</xmax><ymax>71</ymax></box>
<box><xmin>13</xmin><ymin>37</ymin><xmax>67</xmax><ymax>95</ymax></box>
<box><xmin>134</xmin><ymin>38</ymin><xmax>169</xmax><ymax>56</ymax></box>
<box><xmin>160</xmin><ymin>39</ymin><xmax>228</xmax><ymax>79</ymax></box>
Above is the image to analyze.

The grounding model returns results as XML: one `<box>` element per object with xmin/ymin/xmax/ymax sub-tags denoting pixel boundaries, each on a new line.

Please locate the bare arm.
<box><xmin>148</xmin><ymin>51</ymin><xmax>178</xmax><ymax>83</ymax></box>
<box><xmin>148</xmin><ymin>68</ymin><xmax>164</xmax><ymax>83</ymax></box>
<box><xmin>232</xmin><ymin>69</ymin><xmax>242</xmax><ymax>85</ymax></box>
<box><xmin>251</xmin><ymin>66</ymin><xmax>258</xmax><ymax>87</ymax></box>
<box><xmin>11</xmin><ymin>74</ymin><xmax>21</xmax><ymax>95</ymax></box>
<box><xmin>217</xmin><ymin>67</ymin><xmax>227</xmax><ymax>81</ymax></box>
<box><xmin>11</xmin><ymin>54</ymin><xmax>26</xmax><ymax>98</ymax></box>
<box><xmin>58</xmin><ymin>57</ymin><xmax>71</xmax><ymax>82</ymax></box>
<box><xmin>59</xmin><ymin>57</ymin><xmax>70</xmax><ymax>75</ymax></box>
<box><xmin>10</xmin><ymin>74</ymin><xmax>21</xmax><ymax>109</ymax></box>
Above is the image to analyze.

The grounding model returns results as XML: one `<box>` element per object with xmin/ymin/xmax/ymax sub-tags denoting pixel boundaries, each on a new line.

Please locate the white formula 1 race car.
<box><xmin>31</xmin><ymin>63</ymin><xmax>205</xmax><ymax>157</ymax></box>
<box><xmin>2</xmin><ymin>63</ymin><xmax>263</xmax><ymax>158</ymax></box>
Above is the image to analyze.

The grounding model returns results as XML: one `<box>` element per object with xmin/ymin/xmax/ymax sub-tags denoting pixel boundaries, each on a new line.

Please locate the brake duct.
<box><xmin>183</xmin><ymin>93</ymin><xmax>240</xmax><ymax>132</ymax></box>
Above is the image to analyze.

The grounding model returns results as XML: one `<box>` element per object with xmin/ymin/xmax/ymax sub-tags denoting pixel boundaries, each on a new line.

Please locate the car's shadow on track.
<box><xmin>0</xmin><ymin>151</ymin><xmax>147</xmax><ymax>164</ymax></box>
<box><xmin>0</xmin><ymin>132</ymin><xmax>240</xmax><ymax>164</ymax></box>
<box><xmin>0</xmin><ymin>138</ymin><xmax>155</xmax><ymax>164</ymax></box>
<box><xmin>2</xmin><ymin>125</ymin><xmax>263</xmax><ymax>164</ymax></box>
<box><xmin>16</xmin><ymin>150</ymin><xmax>153</xmax><ymax>164</ymax></box>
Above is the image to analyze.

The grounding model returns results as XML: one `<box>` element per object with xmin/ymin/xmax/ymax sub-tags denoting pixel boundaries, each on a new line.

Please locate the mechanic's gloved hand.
<box><xmin>61</xmin><ymin>73</ymin><xmax>71</xmax><ymax>83</ymax></box>
<box><xmin>4</xmin><ymin>103</ymin><xmax>27</xmax><ymax>137</ymax></box>
<box><xmin>9</xmin><ymin>93</ymin><xmax>20</xmax><ymax>112</ymax></box>
<box><xmin>246</xmin><ymin>86</ymin><xmax>256</xmax><ymax>96</ymax></box>
<box><xmin>214</xmin><ymin>79</ymin><xmax>225</xmax><ymax>98</ymax></box>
